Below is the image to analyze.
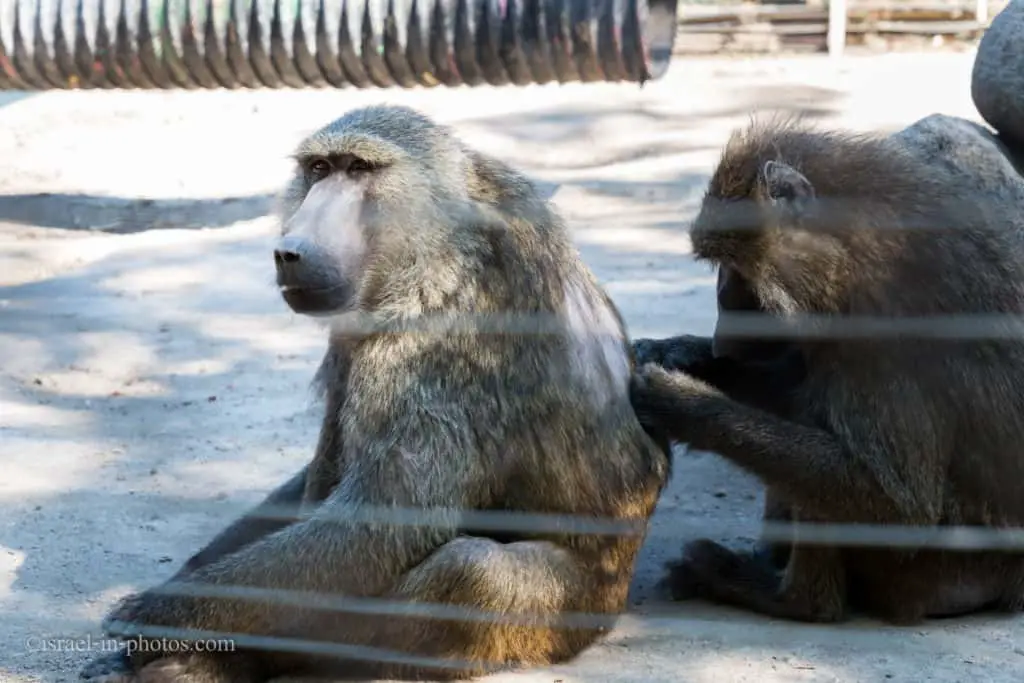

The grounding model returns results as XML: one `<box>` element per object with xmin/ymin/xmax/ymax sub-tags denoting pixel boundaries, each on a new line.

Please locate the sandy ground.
<box><xmin>2</xmin><ymin>51</ymin><xmax>1024</xmax><ymax>683</ymax></box>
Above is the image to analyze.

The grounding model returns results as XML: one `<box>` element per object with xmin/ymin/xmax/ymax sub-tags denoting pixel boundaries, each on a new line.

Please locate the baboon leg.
<box><xmin>776</xmin><ymin>545</ymin><xmax>847</xmax><ymax>622</ymax></box>
<box><xmin>666</xmin><ymin>540</ymin><xmax>846</xmax><ymax>623</ymax></box>
<box><xmin>848</xmin><ymin>552</ymin><xmax>1023</xmax><ymax>624</ymax></box>
<box><xmin>116</xmin><ymin>537</ymin><xmax>610</xmax><ymax>683</ymax></box>
<box><xmin>80</xmin><ymin>469</ymin><xmax>311</xmax><ymax>683</ymax></box>
<box><xmin>303</xmin><ymin>536</ymin><xmax>607</xmax><ymax>681</ymax></box>
<box><xmin>754</xmin><ymin>487</ymin><xmax>794</xmax><ymax>571</ymax></box>
<box><xmin>995</xmin><ymin>567</ymin><xmax>1024</xmax><ymax>613</ymax></box>
<box><xmin>174</xmin><ymin>466</ymin><xmax>309</xmax><ymax>578</ymax></box>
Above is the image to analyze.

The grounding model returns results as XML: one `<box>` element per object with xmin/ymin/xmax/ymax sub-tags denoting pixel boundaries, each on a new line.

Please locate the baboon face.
<box><xmin>273</xmin><ymin>153</ymin><xmax>376</xmax><ymax>315</ymax></box>
<box><xmin>272</xmin><ymin>106</ymin><xmax>467</xmax><ymax>316</ymax></box>
<box><xmin>692</xmin><ymin>157</ymin><xmax>830</xmax><ymax>324</ymax></box>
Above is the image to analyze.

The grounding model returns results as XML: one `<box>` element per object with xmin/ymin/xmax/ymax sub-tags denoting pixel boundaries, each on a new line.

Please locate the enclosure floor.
<box><xmin>2</xmin><ymin>51</ymin><xmax>1022</xmax><ymax>683</ymax></box>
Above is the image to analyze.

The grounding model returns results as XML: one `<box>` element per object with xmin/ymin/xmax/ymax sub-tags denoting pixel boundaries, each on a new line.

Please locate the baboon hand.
<box><xmin>629</xmin><ymin>363</ymin><xmax>720</xmax><ymax>447</ymax></box>
<box><xmin>103</xmin><ymin>592</ymin><xmax>145</xmax><ymax>635</ymax></box>
<box><xmin>102</xmin><ymin>588</ymin><xmax>199</xmax><ymax>667</ymax></box>
<box><xmin>631</xmin><ymin>336</ymin><xmax>714</xmax><ymax>373</ymax></box>
<box><xmin>103</xmin><ymin>590</ymin><xmax>160</xmax><ymax>633</ymax></box>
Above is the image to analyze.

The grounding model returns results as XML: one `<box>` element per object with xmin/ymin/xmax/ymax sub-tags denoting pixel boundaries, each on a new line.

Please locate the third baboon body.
<box><xmin>632</xmin><ymin>115</ymin><xmax>1024</xmax><ymax>623</ymax></box>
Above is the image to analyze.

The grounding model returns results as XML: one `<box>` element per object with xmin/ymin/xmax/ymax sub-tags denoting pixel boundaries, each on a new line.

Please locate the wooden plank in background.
<box><xmin>673</xmin><ymin>0</ymin><xmax>1002</xmax><ymax>55</ymax></box>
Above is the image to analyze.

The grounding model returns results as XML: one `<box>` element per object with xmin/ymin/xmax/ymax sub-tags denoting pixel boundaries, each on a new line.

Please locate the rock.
<box><xmin>890</xmin><ymin>114</ymin><xmax>1024</xmax><ymax>202</ymax></box>
<box><xmin>972</xmin><ymin>0</ymin><xmax>1024</xmax><ymax>145</ymax></box>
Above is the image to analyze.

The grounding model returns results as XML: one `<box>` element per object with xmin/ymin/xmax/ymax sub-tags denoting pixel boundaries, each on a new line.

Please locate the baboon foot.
<box><xmin>663</xmin><ymin>539</ymin><xmax>781</xmax><ymax>602</ymax></box>
<box><xmin>752</xmin><ymin>539</ymin><xmax>791</xmax><ymax>573</ymax></box>
<box><xmin>80</xmin><ymin>651</ymin><xmax>134</xmax><ymax>683</ymax></box>
<box><xmin>82</xmin><ymin>649</ymin><xmax>265</xmax><ymax>683</ymax></box>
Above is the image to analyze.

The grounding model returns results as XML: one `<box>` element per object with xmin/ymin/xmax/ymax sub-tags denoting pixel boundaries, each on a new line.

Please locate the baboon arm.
<box><xmin>632</xmin><ymin>335</ymin><xmax>715</xmax><ymax>374</ymax></box>
<box><xmin>633</xmin><ymin>335</ymin><xmax>804</xmax><ymax>412</ymax></box>
<box><xmin>106</xmin><ymin>445</ymin><xmax>492</xmax><ymax>638</ymax></box>
<box><xmin>691</xmin><ymin>353</ymin><xmax>804</xmax><ymax>412</ymax></box>
<box><xmin>632</xmin><ymin>366</ymin><xmax>942</xmax><ymax>524</ymax></box>
<box><xmin>173</xmin><ymin>466</ymin><xmax>309</xmax><ymax>579</ymax></box>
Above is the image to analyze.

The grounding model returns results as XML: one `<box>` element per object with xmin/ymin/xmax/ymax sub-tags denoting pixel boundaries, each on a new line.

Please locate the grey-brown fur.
<box><xmin>81</xmin><ymin>105</ymin><xmax>670</xmax><ymax>682</ymax></box>
<box><xmin>630</xmin><ymin>115</ymin><xmax>1024</xmax><ymax>624</ymax></box>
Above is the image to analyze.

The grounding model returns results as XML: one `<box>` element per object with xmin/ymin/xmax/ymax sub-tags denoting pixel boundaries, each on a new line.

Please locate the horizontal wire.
<box><xmin>711</xmin><ymin>311</ymin><xmax>1024</xmax><ymax>340</ymax></box>
<box><xmin>103</xmin><ymin>579</ymin><xmax>1017</xmax><ymax>661</ymax></box>
<box><xmin>62</xmin><ymin>603</ymin><xmax>1011</xmax><ymax>653</ymax></box>
<box><xmin>182</xmin><ymin>500</ymin><xmax>1024</xmax><ymax>552</ymax></box>
<box><xmin>102</xmin><ymin>622</ymin><xmax>495</xmax><ymax>674</ymax></box>
<box><xmin>97</xmin><ymin>508</ymin><xmax>1024</xmax><ymax>663</ymax></box>
<box><xmin>139</xmin><ymin>582</ymin><xmax>622</xmax><ymax>630</ymax></box>
<box><xmin>679</xmin><ymin>195</ymin><xmax>1024</xmax><ymax>233</ymax></box>
<box><xmin>758</xmin><ymin>520</ymin><xmax>1024</xmax><ymax>551</ymax></box>
<box><xmin>306</xmin><ymin>309</ymin><xmax>1024</xmax><ymax>341</ymax></box>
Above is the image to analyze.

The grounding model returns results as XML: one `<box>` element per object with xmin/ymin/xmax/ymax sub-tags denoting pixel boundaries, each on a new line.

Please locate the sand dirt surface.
<box><xmin>2</xmin><ymin>52</ymin><xmax>1023</xmax><ymax>683</ymax></box>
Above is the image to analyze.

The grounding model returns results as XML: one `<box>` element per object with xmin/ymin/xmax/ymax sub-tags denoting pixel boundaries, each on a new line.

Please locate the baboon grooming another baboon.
<box><xmin>631</xmin><ymin>117</ymin><xmax>1024</xmax><ymax>624</ymax></box>
<box><xmin>633</xmin><ymin>264</ymin><xmax>805</xmax><ymax>572</ymax></box>
<box><xmin>82</xmin><ymin>105</ymin><xmax>670</xmax><ymax>682</ymax></box>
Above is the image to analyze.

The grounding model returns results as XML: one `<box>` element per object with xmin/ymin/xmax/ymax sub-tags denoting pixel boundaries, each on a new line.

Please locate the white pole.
<box><xmin>976</xmin><ymin>0</ymin><xmax>989</xmax><ymax>25</ymax></box>
<box><xmin>828</xmin><ymin>0</ymin><xmax>848</xmax><ymax>59</ymax></box>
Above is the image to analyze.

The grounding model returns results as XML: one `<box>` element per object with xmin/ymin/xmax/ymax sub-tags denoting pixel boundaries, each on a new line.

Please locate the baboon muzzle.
<box><xmin>0</xmin><ymin>0</ymin><xmax>678</xmax><ymax>90</ymax></box>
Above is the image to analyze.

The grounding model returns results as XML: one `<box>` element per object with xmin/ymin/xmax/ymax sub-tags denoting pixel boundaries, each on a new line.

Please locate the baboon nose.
<box><xmin>274</xmin><ymin>249</ymin><xmax>301</xmax><ymax>266</ymax></box>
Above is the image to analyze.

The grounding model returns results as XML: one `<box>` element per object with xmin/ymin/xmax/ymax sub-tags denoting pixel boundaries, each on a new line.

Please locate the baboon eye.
<box><xmin>346</xmin><ymin>157</ymin><xmax>375</xmax><ymax>175</ymax></box>
<box><xmin>307</xmin><ymin>158</ymin><xmax>332</xmax><ymax>181</ymax></box>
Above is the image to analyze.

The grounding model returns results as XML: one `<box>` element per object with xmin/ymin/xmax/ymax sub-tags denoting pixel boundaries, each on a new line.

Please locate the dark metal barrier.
<box><xmin>0</xmin><ymin>0</ymin><xmax>678</xmax><ymax>89</ymax></box>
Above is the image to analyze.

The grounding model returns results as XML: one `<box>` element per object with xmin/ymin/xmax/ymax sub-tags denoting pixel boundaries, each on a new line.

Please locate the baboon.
<box><xmin>635</xmin><ymin>113</ymin><xmax>1024</xmax><ymax>579</ymax></box>
<box><xmin>630</xmin><ymin>116</ymin><xmax>1024</xmax><ymax>624</ymax></box>
<box><xmin>80</xmin><ymin>105</ymin><xmax>670</xmax><ymax>683</ymax></box>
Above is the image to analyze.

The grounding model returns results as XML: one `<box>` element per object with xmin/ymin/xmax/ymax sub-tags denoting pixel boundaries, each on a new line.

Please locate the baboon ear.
<box><xmin>761</xmin><ymin>160</ymin><xmax>815</xmax><ymax>216</ymax></box>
